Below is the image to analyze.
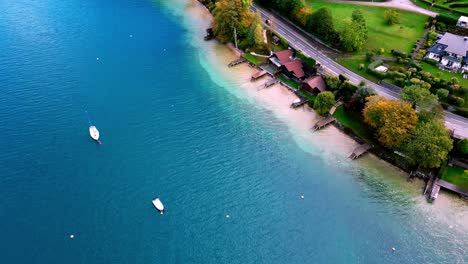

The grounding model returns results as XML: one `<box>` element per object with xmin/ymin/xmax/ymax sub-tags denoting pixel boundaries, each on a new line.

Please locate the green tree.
<box><xmin>339</xmin><ymin>18</ymin><xmax>366</xmax><ymax>51</ymax></box>
<box><xmin>307</xmin><ymin>7</ymin><xmax>335</xmax><ymax>42</ymax></box>
<box><xmin>400</xmin><ymin>85</ymin><xmax>438</xmax><ymax>109</ymax></box>
<box><xmin>352</xmin><ymin>9</ymin><xmax>367</xmax><ymax>39</ymax></box>
<box><xmin>384</xmin><ymin>9</ymin><xmax>400</xmax><ymax>25</ymax></box>
<box><xmin>404</xmin><ymin>120</ymin><xmax>453</xmax><ymax>168</ymax></box>
<box><xmin>355</xmin><ymin>86</ymin><xmax>376</xmax><ymax>105</ymax></box>
<box><xmin>363</xmin><ymin>97</ymin><xmax>418</xmax><ymax>149</ymax></box>
<box><xmin>213</xmin><ymin>0</ymin><xmax>253</xmax><ymax>44</ymax></box>
<box><xmin>458</xmin><ymin>139</ymin><xmax>468</xmax><ymax>155</ymax></box>
<box><xmin>314</xmin><ymin>91</ymin><xmax>335</xmax><ymax>115</ymax></box>
<box><xmin>273</xmin><ymin>0</ymin><xmax>305</xmax><ymax>15</ymax></box>
<box><xmin>324</xmin><ymin>75</ymin><xmax>341</xmax><ymax>91</ymax></box>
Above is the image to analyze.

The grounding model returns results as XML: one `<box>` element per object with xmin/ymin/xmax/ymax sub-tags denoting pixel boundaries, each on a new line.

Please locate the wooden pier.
<box><xmin>290</xmin><ymin>98</ymin><xmax>308</xmax><ymax>108</ymax></box>
<box><xmin>228</xmin><ymin>58</ymin><xmax>246</xmax><ymax>67</ymax></box>
<box><xmin>347</xmin><ymin>143</ymin><xmax>372</xmax><ymax>160</ymax></box>
<box><xmin>251</xmin><ymin>70</ymin><xmax>268</xmax><ymax>81</ymax></box>
<box><xmin>312</xmin><ymin>116</ymin><xmax>335</xmax><ymax>131</ymax></box>
<box><xmin>426</xmin><ymin>178</ymin><xmax>468</xmax><ymax>202</ymax></box>
<box><xmin>264</xmin><ymin>77</ymin><xmax>278</xmax><ymax>88</ymax></box>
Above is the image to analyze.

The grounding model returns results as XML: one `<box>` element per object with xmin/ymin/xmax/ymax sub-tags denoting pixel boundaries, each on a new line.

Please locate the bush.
<box><xmin>436</xmin><ymin>14</ymin><xmax>458</xmax><ymax>26</ymax></box>
<box><xmin>458</xmin><ymin>86</ymin><xmax>468</xmax><ymax>95</ymax></box>
<box><xmin>384</xmin><ymin>9</ymin><xmax>400</xmax><ymax>25</ymax></box>
<box><xmin>435</xmin><ymin>22</ymin><xmax>446</xmax><ymax>32</ymax></box>
<box><xmin>446</xmin><ymin>85</ymin><xmax>455</xmax><ymax>93</ymax></box>
<box><xmin>451</xmin><ymin>77</ymin><xmax>459</xmax><ymax>84</ymax></box>
<box><xmin>394</xmin><ymin>71</ymin><xmax>406</xmax><ymax>79</ymax></box>
<box><xmin>448</xmin><ymin>95</ymin><xmax>465</xmax><ymax>106</ymax></box>
<box><xmin>391</xmin><ymin>49</ymin><xmax>408</xmax><ymax>58</ymax></box>
<box><xmin>314</xmin><ymin>91</ymin><xmax>335</xmax><ymax>115</ymax></box>
<box><xmin>424</xmin><ymin>58</ymin><xmax>438</xmax><ymax>66</ymax></box>
<box><xmin>437</xmin><ymin>89</ymin><xmax>449</xmax><ymax>99</ymax></box>
<box><xmin>365</xmin><ymin>52</ymin><xmax>374</xmax><ymax>62</ymax></box>
<box><xmin>458</xmin><ymin>139</ymin><xmax>468</xmax><ymax>155</ymax></box>
<box><xmin>394</xmin><ymin>78</ymin><xmax>405</xmax><ymax>87</ymax></box>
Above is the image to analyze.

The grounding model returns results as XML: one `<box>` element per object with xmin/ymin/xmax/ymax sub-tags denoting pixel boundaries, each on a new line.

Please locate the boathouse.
<box><xmin>269</xmin><ymin>49</ymin><xmax>306</xmax><ymax>80</ymax></box>
<box><xmin>301</xmin><ymin>75</ymin><xmax>326</xmax><ymax>94</ymax></box>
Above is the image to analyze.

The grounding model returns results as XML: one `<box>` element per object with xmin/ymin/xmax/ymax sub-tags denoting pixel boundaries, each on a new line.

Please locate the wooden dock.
<box><xmin>228</xmin><ymin>58</ymin><xmax>246</xmax><ymax>67</ymax></box>
<box><xmin>426</xmin><ymin>178</ymin><xmax>468</xmax><ymax>202</ymax></box>
<box><xmin>347</xmin><ymin>143</ymin><xmax>372</xmax><ymax>160</ymax></box>
<box><xmin>312</xmin><ymin>116</ymin><xmax>335</xmax><ymax>131</ymax></box>
<box><xmin>290</xmin><ymin>98</ymin><xmax>308</xmax><ymax>108</ymax></box>
<box><xmin>251</xmin><ymin>70</ymin><xmax>267</xmax><ymax>81</ymax></box>
<box><xmin>264</xmin><ymin>77</ymin><xmax>278</xmax><ymax>88</ymax></box>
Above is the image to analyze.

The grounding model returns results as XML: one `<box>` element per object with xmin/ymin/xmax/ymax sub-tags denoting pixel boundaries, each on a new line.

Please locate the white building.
<box><xmin>457</xmin><ymin>16</ymin><xmax>468</xmax><ymax>29</ymax></box>
<box><xmin>425</xmin><ymin>33</ymin><xmax>468</xmax><ymax>71</ymax></box>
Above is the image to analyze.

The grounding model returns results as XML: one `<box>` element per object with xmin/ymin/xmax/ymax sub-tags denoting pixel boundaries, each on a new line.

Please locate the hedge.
<box><xmin>367</xmin><ymin>60</ymin><xmax>387</xmax><ymax>79</ymax></box>
<box><xmin>424</xmin><ymin>57</ymin><xmax>439</xmax><ymax>66</ymax></box>
<box><xmin>422</xmin><ymin>1</ymin><xmax>468</xmax><ymax>16</ymax></box>
<box><xmin>391</xmin><ymin>49</ymin><xmax>408</xmax><ymax>58</ymax></box>
<box><xmin>449</xmin><ymin>3</ymin><xmax>468</xmax><ymax>8</ymax></box>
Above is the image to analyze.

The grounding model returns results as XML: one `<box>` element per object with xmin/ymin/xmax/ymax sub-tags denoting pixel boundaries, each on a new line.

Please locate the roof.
<box><xmin>284</xmin><ymin>60</ymin><xmax>304</xmax><ymax>79</ymax></box>
<box><xmin>458</xmin><ymin>16</ymin><xmax>468</xmax><ymax>23</ymax></box>
<box><xmin>437</xmin><ymin>33</ymin><xmax>468</xmax><ymax>57</ymax></box>
<box><xmin>303</xmin><ymin>75</ymin><xmax>326</xmax><ymax>92</ymax></box>
<box><xmin>273</xmin><ymin>49</ymin><xmax>293</xmax><ymax>65</ymax></box>
<box><xmin>427</xmin><ymin>43</ymin><xmax>447</xmax><ymax>55</ymax></box>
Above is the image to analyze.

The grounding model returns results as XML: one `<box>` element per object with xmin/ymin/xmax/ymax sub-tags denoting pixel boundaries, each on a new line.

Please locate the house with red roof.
<box><xmin>269</xmin><ymin>49</ymin><xmax>306</xmax><ymax>80</ymax></box>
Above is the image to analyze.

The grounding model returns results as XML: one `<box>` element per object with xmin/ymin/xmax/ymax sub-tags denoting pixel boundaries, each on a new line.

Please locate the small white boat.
<box><xmin>293</xmin><ymin>98</ymin><xmax>301</xmax><ymax>104</ymax></box>
<box><xmin>89</xmin><ymin>125</ymin><xmax>100</xmax><ymax>141</ymax></box>
<box><xmin>152</xmin><ymin>197</ymin><xmax>164</xmax><ymax>214</ymax></box>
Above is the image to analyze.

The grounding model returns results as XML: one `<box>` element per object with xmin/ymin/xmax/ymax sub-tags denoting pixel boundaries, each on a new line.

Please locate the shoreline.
<box><xmin>159</xmin><ymin>0</ymin><xmax>467</xmax><ymax>228</ymax></box>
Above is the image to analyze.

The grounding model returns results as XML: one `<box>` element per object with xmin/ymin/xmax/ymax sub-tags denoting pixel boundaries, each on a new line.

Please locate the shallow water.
<box><xmin>0</xmin><ymin>0</ymin><xmax>466</xmax><ymax>263</ymax></box>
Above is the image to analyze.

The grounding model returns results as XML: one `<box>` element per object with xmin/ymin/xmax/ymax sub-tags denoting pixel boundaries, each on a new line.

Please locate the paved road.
<box><xmin>324</xmin><ymin>0</ymin><xmax>438</xmax><ymax>17</ymax></box>
<box><xmin>253</xmin><ymin>5</ymin><xmax>468</xmax><ymax>139</ymax></box>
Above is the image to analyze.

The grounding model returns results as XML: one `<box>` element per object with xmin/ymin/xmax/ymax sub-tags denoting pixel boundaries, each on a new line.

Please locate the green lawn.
<box><xmin>332</xmin><ymin>105</ymin><xmax>375</xmax><ymax>143</ymax></box>
<box><xmin>336</xmin><ymin>56</ymin><xmax>381</xmax><ymax>82</ymax></box>
<box><xmin>441</xmin><ymin>166</ymin><xmax>468</xmax><ymax>189</ymax></box>
<box><xmin>278</xmin><ymin>75</ymin><xmax>300</xmax><ymax>89</ymax></box>
<box><xmin>243</xmin><ymin>53</ymin><xmax>267</xmax><ymax>65</ymax></box>
<box><xmin>305</xmin><ymin>1</ymin><xmax>428</xmax><ymax>55</ymax></box>
<box><xmin>421</xmin><ymin>62</ymin><xmax>468</xmax><ymax>88</ymax></box>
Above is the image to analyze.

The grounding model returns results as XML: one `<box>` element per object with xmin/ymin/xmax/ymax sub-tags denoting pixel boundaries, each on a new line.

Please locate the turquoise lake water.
<box><xmin>0</xmin><ymin>0</ymin><xmax>466</xmax><ymax>263</ymax></box>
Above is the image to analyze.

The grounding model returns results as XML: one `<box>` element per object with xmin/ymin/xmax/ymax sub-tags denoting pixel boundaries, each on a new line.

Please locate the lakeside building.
<box><xmin>269</xmin><ymin>49</ymin><xmax>306</xmax><ymax>80</ymax></box>
<box><xmin>301</xmin><ymin>75</ymin><xmax>326</xmax><ymax>94</ymax></box>
<box><xmin>425</xmin><ymin>32</ymin><xmax>468</xmax><ymax>72</ymax></box>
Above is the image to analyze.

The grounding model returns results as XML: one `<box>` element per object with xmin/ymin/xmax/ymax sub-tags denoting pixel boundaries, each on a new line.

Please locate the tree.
<box><xmin>324</xmin><ymin>75</ymin><xmax>341</xmax><ymax>91</ymax></box>
<box><xmin>363</xmin><ymin>97</ymin><xmax>418</xmax><ymax>149</ymax></box>
<box><xmin>273</xmin><ymin>0</ymin><xmax>305</xmax><ymax>16</ymax></box>
<box><xmin>400</xmin><ymin>85</ymin><xmax>438</xmax><ymax>109</ymax></box>
<box><xmin>404</xmin><ymin>120</ymin><xmax>453</xmax><ymax>168</ymax></box>
<box><xmin>458</xmin><ymin>139</ymin><xmax>468</xmax><ymax>155</ymax></box>
<box><xmin>339</xmin><ymin>18</ymin><xmax>366</xmax><ymax>51</ymax></box>
<box><xmin>384</xmin><ymin>9</ymin><xmax>400</xmax><ymax>25</ymax></box>
<box><xmin>213</xmin><ymin>0</ymin><xmax>253</xmax><ymax>43</ymax></box>
<box><xmin>348</xmin><ymin>86</ymin><xmax>376</xmax><ymax>111</ymax></box>
<box><xmin>246</xmin><ymin>12</ymin><xmax>264</xmax><ymax>48</ymax></box>
<box><xmin>352</xmin><ymin>9</ymin><xmax>367</xmax><ymax>39</ymax></box>
<box><xmin>307</xmin><ymin>7</ymin><xmax>335</xmax><ymax>41</ymax></box>
<box><xmin>314</xmin><ymin>91</ymin><xmax>335</xmax><ymax>115</ymax></box>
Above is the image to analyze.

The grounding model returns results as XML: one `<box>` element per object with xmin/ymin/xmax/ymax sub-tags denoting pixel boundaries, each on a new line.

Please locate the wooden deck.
<box><xmin>312</xmin><ymin>116</ymin><xmax>335</xmax><ymax>131</ymax></box>
<box><xmin>264</xmin><ymin>77</ymin><xmax>278</xmax><ymax>88</ymax></box>
<box><xmin>228</xmin><ymin>58</ymin><xmax>246</xmax><ymax>67</ymax></box>
<box><xmin>251</xmin><ymin>70</ymin><xmax>267</xmax><ymax>81</ymax></box>
<box><xmin>290</xmin><ymin>98</ymin><xmax>308</xmax><ymax>108</ymax></box>
<box><xmin>427</xmin><ymin>178</ymin><xmax>468</xmax><ymax>202</ymax></box>
<box><xmin>347</xmin><ymin>143</ymin><xmax>372</xmax><ymax>160</ymax></box>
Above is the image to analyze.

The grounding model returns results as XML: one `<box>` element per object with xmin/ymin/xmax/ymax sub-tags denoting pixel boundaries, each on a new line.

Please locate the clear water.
<box><xmin>0</xmin><ymin>0</ymin><xmax>466</xmax><ymax>263</ymax></box>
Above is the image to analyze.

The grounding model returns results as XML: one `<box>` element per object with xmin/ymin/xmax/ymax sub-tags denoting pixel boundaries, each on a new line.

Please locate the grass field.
<box><xmin>336</xmin><ymin>56</ymin><xmax>381</xmax><ymax>82</ymax></box>
<box><xmin>421</xmin><ymin>62</ymin><xmax>468</xmax><ymax>88</ymax></box>
<box><xmin>243</xmin><ymin>53</ymin><xmax>267</xmax><ymax>65</ymax></box>
<box><xmin>305</xmin><ymin>1</ymin><xmax>428</xmax><ymax>55</ymax></box>
<box><xmin>441</xmin><ymin>166</ymin><xmax>468</xmax><ymax>189</ymax></box>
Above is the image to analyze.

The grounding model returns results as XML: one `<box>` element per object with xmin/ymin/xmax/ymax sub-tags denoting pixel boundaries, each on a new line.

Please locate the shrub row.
<box><xmin>421</xmin><ymin>1</ymin><xmax>468</xmax><ymax>16</ymax></box>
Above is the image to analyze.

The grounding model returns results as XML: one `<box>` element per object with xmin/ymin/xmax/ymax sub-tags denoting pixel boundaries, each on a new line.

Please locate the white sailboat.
<box><xmin>152</xmin><ymin>197</ymin><xmax>164</xmax><ymax>215</ymax></box>
<box><xmin>85</xmin><ymin>110</ymin><xmax>101</xmax><ymax>144</ymax></box>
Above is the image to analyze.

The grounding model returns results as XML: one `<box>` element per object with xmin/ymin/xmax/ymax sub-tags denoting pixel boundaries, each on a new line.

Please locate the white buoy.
<box><xmin>300</xmin><ymin>195</ymin><xmax>304</xmax><ymax>199</ymax></box>
<box><xmin>96</xmin><ymin>57</ymin><xmax>100</xmax><ymax>61</ymax></box>
<box><xmin>391</xmin><ymin>247</ymin><xmax>396</xmax><ymax>251</ymax></box>
<box><xmin>226</xmin><ymin>214</ymin><xmax>230</xmax><ymax>218</ymax></box>
<box><xmin>129</xmin><ymin>34</ymin><xmax>133</xmax><ymax>38</ymax></box>
<box><xmin>70</xmin><ymin>234</ymin><xmax>75</xmax><ymax>239</ymax></box>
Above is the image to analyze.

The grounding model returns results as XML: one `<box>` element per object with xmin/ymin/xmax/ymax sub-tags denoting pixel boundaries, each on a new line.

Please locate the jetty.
<box><xmin>347</xmin><ymin>143</ymin><xmax>372</xmax><ymax>160</ymax></box>
<box><xmin>264</xmin><ymin>77</ymin><xmax>278</xmax><ymax>88</ymax></box>
<box><xmin>228</xmin><ymin>58</ymin><xmax>246</xmax><ymax>67</ymax></box>
<box><xmin>251</xmin><ymin>70</ymin><xmax>268</xmax><ymax>81</ymax></box>
<box><xmin>312</xmin><ymin>116</ymin><xmax>335</xmax><ymax>131</ymax></box>
<box><xmin>290</xmin><ymin>98</ymin><xmax>308</xmax><ymax>108</ymax></box>
<box><xmin>426</xmin><ymin>178</ymin><xmax>468</xmax><ymax>202</ymax></box>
